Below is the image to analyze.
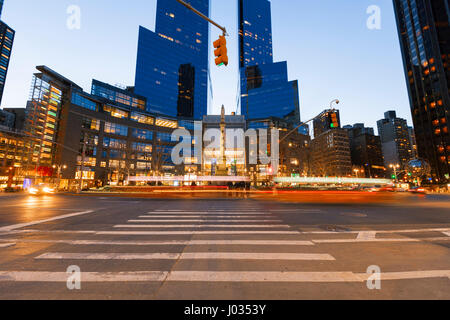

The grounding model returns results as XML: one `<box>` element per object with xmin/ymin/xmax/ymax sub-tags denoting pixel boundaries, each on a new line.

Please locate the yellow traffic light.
<box><xmin>213</xmin><ymin>35</ymin><xmax>228</xmax><ymax>66</ymax></box>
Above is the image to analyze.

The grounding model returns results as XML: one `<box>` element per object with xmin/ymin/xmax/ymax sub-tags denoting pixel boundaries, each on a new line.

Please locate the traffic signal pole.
<box><xmin>176</xmin><ymin>0</ymin><xmax>228</xmax><ymax>36</ymax></box>
<box><xmin>279</xmin><ymin>100</ymin><xmax>340</xmax><ymax>143</ymax></box>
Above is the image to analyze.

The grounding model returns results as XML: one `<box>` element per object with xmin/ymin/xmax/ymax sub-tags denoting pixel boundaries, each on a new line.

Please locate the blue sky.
<box><xmin>1</xmin><ymin>0</ymin><xmax>412</xmax><ymax>132</ymax></box>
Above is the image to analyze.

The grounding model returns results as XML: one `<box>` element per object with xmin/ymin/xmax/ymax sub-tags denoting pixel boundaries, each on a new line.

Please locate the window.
<box><xmin>82</xmin><ymin>118</ymin><xmax>101</xmax><ymax>131</ymax></box>
<box><xmin>103</xmin><ymin>105</ymin><xmax>129</xmax><ymax>119</ymax></box>
<box><xmin>131</xmin><ymin>112</ymin><xmax>154</xmax><ymax>125</ymax></box>
<box><xmin>132</xmin><ymin>142</ymin><xmax>152</xmax><ymax>153</ymax></box>
<box><xmin>103</xmin><ymin>137</ymin><xmax>127</xmax><ymax>149</ymax></box>
<box><xmin>132</xmin><ymin>129</ymin><xmax>153</xmax><ymax>140</ymax></box>
<box><xmin>72</xmin><ymin>93</ymin><xmax>98</xmax><ymax>111</ymax></box>
<box><xmin>157</xmin><ymin>132</ymin><xmax>172</xmax><ymax>142</ymax></box>
<box><xmin>104</xmin><ymin>122</ymin><xmax>128</xmax><ymax>136</ymax></box>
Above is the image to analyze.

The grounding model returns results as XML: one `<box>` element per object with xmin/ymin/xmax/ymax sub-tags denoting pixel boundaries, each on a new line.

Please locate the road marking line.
<box><xmin>114</xmin><ymin>224</ymin><xmax>291</xmax><ymax>229</ymax></box>
<box><xmin>270</xmin><ymin>209</ymin><xmax>323</xmax><ymax>213</ymax></box>
<box><xmin>0</xmin><ymin>243</ymin><xmax>15</xmax><ymax>248</ymax></box>
<box><xmin>0</xmin><ymin>271</ymin><xmax>168</xmax><ymax>282</ymax></box>
<box><xmin>14</xmin><ymin>230</ymin><xmax>98</xmax><ymax>235</ymax></box>
<box><xmin>130</xmin><ymin>219</ymin><xmax>283</xmax><ymax>223</ymax></box>
<box><xmin>0</xmin><ymin>239</ymin><xmax>314</xmax><ymax>246</ymax></box>
<box><xmin>97</xmin><ymin>230</ymin><xmax>300</xmax><ymax>235</ymax></box>
<box><xmin>146</xmin><ymin>212</ymin><xmax>274</xmax><ymax>217</ymax></box>
<box><xmin>357</xmin><ymin>231</ymin><xmax>377</xmax><ymax>240</ymax></box>
<box><xmin>35</xmin><ymin>252</ymin><xmax>334</xmax><ymax>261</ymax></box>
<box><xmin>313</xmin><ymin>238</ymin><xmax>420</xmax><ymax>244</ymax></box>
<box><xmin>140</xmin><ymin>215</ymin><xmax>275</xmax><ymax>219</ymax></box>
<box><xmin>301</xmin><ymin>228</ymin><xmax>450</xmax><ymax>235</ymax></box>
<box><xmin>1</xmin><ymin>270</ymin><xmax>449</xmax><ymax>283</ymax></box>
<box><xmin>0</xmin><ymin>210</ymin><xmax>94</xmax><ymax>232</ymax></box>
<box><xmin>355</xmin><ymin>270</ymin><xmax>450</xmax><ymax>281</ymax></box>
<box><xmin>167</xmin><ymin>271</ymin><xmax>357</xmax><ymax>282</ymax></box>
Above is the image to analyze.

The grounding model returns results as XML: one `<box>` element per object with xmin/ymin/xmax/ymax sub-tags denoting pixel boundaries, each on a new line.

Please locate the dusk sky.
<box><xmin>1</xmin><ymin>0</ymin><xmax>412</xmax><ymax>133</ymax></box>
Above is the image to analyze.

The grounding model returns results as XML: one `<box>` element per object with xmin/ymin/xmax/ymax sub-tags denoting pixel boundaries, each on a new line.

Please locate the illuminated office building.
<box><xmin>393</xmin><ymin>0</ymin><xmax>450</xmax><ymax>181</ymax></box>
<box><xmin>135</xmin><ymin>0</ymin><xmax>210</xmax><ymax>120</ymax></box>
<box><xmin>239</xmin><ymin>0</ymin><xmax>300</xmax><ymax>125</ymax></box>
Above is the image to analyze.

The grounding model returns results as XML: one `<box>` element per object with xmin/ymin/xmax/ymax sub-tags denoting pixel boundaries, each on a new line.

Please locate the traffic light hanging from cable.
<box><xmin>214</xmin><ymin>35</ymin><xmax>228</xmax><ymax>67</ymax></box>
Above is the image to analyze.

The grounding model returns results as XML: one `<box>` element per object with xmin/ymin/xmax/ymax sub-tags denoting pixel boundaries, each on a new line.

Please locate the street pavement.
<box><xmin>0</xmin><ymin>193</ymin><xmax>449</xmax><ymax>300</ymax></box>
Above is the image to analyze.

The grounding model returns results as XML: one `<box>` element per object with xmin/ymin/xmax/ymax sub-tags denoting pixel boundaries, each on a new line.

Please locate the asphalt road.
<box><xmin>0</xmin><ymin>193</ymin><xmax>449</xmax><ymax>300</ymax></box>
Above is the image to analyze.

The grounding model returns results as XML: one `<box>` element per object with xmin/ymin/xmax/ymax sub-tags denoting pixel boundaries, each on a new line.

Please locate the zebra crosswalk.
<box><xmin>0</xmin><ymin>206</ymin><xmax>449</xmax><ymax>292</ymax></box>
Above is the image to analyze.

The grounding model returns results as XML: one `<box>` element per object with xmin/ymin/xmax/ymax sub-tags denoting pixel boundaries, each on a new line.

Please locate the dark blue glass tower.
<box><xmin>135</xmin><ymin>0</ymin><xmax>209</xmax><ymax>120</ymax></box>
<box><xmin>239</xmin><ymin>0</ymin><xmax>300</xmax><ymax>125</ymax></box>
<box><xmin>0</xmin><ymin>0</ymin><xmax>14</xmax><ymax>105</ymax></box>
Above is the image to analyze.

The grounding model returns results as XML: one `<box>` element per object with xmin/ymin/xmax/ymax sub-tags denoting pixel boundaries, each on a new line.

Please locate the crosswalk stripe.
<box><xmin>1</xmin><ymin>270</ymin><xmax>449</xmax><ymax>283</ymax></box>
<box><xmin>129</xmin><ymin>220</ymin><xmax>283</xmax><ymax>223</ymax></box>
<box><xmin>0</xmin><ymin>271</ymin><xmax>168</xmax><ymax>282</ymax></box>
<box><xmin>35</xmin><ymin>252</ymin><xmax>335</xmax><ymax>261</ymax></box>
<box><xmin>313</xmin><ymin>238</ymin><xmax>420</xmax><ymax>244</ymax></box>
<box><xmin>0</xmin><ymin>239</ymin><xmax>315</xmax><ymax>246</ymax></box>
<box><xmin>97</xmin><ymin>231</ymin><xmax>300</xmax><ymax>235</ymax></box>
<box><xmin>150</xmin><ymin>212</ymin><xmax>266</xmax><ymax>214</ymax></box>
<box><xmin>113</xmin><ymin>224</ymin><xmax>291</xmax><ymax>229</ymax></box>
<box><xmin>356</xmin><ymin>231</ymin><xmax>377</xmax><ymax>240</ymax></box>
<box><xmin>146</xmin><ymin>213</ymin><xmax>273</xmax><ymax>216</ymax></box>
<box><xmin>138</xmin><ymin>216</ymin><xmax>274</xmax><ymax>221</ymax></box>
<box><xmin>0</xmin><ymin>243</ymin><xmax>15</xmax><ymax>248</ymax></box>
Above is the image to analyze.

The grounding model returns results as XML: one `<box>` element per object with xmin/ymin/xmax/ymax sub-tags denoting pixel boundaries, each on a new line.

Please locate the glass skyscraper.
<box><xmin>393</xmin><ymin>0</ymin><xmax>450</xmax><ymax>181</ymax></box>
<box><xmin>0</xmin><ymin>0</ymin><xmax>14</xmax><ymax>105</ymax></box>
<box><xmin>135</xmin><ymin>0</ymin><xmax>210</xmax><ymax>120</ymax></box>
<box><xmin>239</xmin><ymin>0</ymin><xmax>300</xmax><ymax>125</ymax></box>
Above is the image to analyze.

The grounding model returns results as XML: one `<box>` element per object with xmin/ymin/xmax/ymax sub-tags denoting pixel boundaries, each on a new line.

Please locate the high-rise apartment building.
<box><xmin>393</xmin><ymin>0</ymin><xmax>450</xmax><ymax>181</ymax></box>
<box><xmin>345</xmin><ymin>124</ymin><xmax>386</xmax><ymax>178</ymax></box>
<box><xmin>239</xmin><ymin>0</ymin><xmax>300</xmax><ymax>124</ymax></box>
<box><xmin>135</xmin><ymin>0</ymin><xmax>210</xmax><ymax>120</ymax></box>
<box><xmin>311</xmin><ymin>109</ymin><xmax>352</xmax><ymax>177</ymax></box>
<box><xmin>377</xmin><ymin>111</ymin><xmax>414</xmax><ymax>169</ymax></box>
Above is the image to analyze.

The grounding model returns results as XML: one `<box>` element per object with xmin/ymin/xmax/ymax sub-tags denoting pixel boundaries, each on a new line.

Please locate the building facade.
<box><xmin>239</xmin><ymin>0</ymin><xmax>300</xmax><ymax>124</ymax></box>
<box><xmin>310</xmin><ymin>128</ymin><xmax>352</xmax><ymax>177</ymax></box>
<box><xmin>135</xmin><ymin>0</ymin><xmax>210</xmax><ymax>120</ymax></box>
<box><xmin>0</xmin><ymin>19</ymin><xmax>14</xmax><ymax>105</ymax></box>
<box><xmin>0</xmin><ymin>129</ymin><xmax>31</xmax><ymax>189</ymax></box>
<box><xmin>393</xmin><ymin>0</ymin><xmax>450</xmax><ymax>181</ymax></box>
<box><xmin>311</xmin><ymin>110</ymin><xmax>352</xmax><ymax>177</ymax></box>
<box><xmin>22</xmin><ymin>66</ymin><xmax>193</xmax><ymax>189</ymax></box>
<box><xmin>0</xmin><ymin>107</ymin><xmax>13</xmax><ymax>128</ymax></box>
<box><xmin>346</xmin><ymin>124</ymin><xmax>386</xmax><ymax>178</ymax></box>
<box><xmin>377</xmin><ymin>111</ymin><xmax>413</xmax><ymax>170</ymax></box>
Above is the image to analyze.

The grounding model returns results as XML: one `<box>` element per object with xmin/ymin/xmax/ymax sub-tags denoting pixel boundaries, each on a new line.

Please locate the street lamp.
<box><xmin>329</xmin><ymin>99</ymin><xmax>340</xmax><ymax>110</ymax></box>
<box><xmin>53</xmin><ymin>164</ymin><xmax>67</xmax><ymax>191</ymax></box>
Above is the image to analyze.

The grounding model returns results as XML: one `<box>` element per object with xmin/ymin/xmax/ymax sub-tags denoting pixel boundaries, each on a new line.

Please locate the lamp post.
<box><xmin>52</xmin><ymin>164</ymin><xmax>67</xmax><ymax>191</ymax></box>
